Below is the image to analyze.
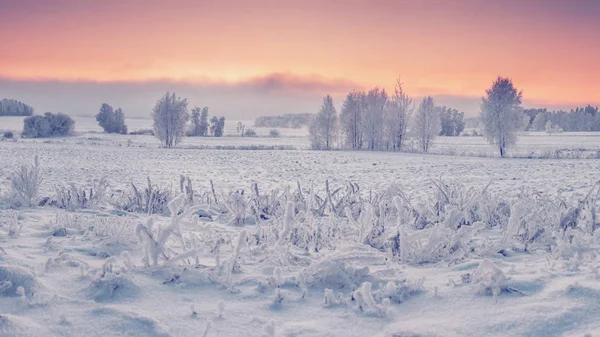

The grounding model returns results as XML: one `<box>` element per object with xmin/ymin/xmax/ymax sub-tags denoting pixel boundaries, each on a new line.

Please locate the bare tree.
<box><xmin>152</xmin><ymin>92</ymin><xmax>189</xmax><ymax>148</ymax></box>
<box><xmin>386</xmin><ymin>77</ymin><xmax>413</xmax><ymax>150</ymax></box>
<box><xmin>309</xmin><ymin>95</ymin><xmax>338</xmax><ymax>150</ymax></box>
<box><xmin>362</xmin><ymin>88</ymin><xmax>387</xmax><ymax>151</ymax></box>
<box><xmin>236</xmin><ymin>121</ymin><xmax>246</xmax><ymax>136</ymax></box>
<box><xmin>414</xmin><ymin>96</ymin><xmax>440</xmax><ymax>153</ymax></box>
<box><xmin>480</xmin><ymin>77</ymin><xmax>523</xmax><ymax>157</ymax></box>
<box><xmin>339</xmin><ymin>91</ymin><xmax>365</xmax><ymax>150</ymax></box>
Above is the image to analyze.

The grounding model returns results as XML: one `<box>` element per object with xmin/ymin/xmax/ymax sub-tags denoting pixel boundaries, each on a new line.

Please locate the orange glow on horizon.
<box><xmin>1</xmin><ymin>0</ymin><xmax>599</xmax><ymax>107</ymax></box>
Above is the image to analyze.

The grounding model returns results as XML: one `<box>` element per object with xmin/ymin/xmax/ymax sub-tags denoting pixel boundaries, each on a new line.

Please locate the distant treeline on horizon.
<box><xmin>2</xmin><ymin>96</ymin><xmax>600</xmax><ymax>133</ymax></box>
<box><xmin>254</xmin><ymin>113</ymin><xmax>312</xmax><ymax>128</ymax></box>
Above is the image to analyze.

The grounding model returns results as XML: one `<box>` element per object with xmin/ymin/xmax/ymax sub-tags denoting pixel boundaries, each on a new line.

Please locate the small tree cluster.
<box><xmin>439</xmin><ymin>107</ymin><xmax>465</xmax><ymax>136</ymax></box>
<box><xmin>188</xmin><ymin>106</ymin><xmax>209</xmax><ymax>136</ymax></box>
<box><xmin>187</xmin><ymin>106</ymin><xmax>225</xmax><ymax>137</ymax></box>
<box><xmin>22</xmin><ymin>112</ymin><xmax>75</xmax><ymax>138</ymax></box>
<box><xmin>96</xmin><ymin>103</ymin><xmax>127</xmax><ymax>134</ymax></box>
<box><xmin>0</xmin><ymin>98</ymin><xmax>34</xmax><ymax>116</ymax></box>
<box><xmin>210</xmin><ymin>116</ymin><xmax>226</xmax><ymax>137</ymax></box>
<box><xmin>338</xmin><ymin>78</ymin><xmax>414</xmax><ymax>151</ymax></box>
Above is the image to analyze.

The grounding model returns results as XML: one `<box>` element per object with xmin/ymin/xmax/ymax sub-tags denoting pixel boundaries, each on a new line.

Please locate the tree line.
<box><xmin>310</xmin><ymin>76</ymin><xmax>523</xmax><ymax>157</ymax></box>
<box><xmin>254</xmin><ymin>113</ymin><xmax>312</xmax><ymax>128</ymax></box>
<box><xmin>524</xmin><ymin>105</ymin><xmax>600</xmax><ymax>132</ymax></box>
<box><xmin>309</xmin><ymin>78</ymin><xmax>465</xmax><ymax>152</ymax></box>
<box><xmin>14</xmin><ymin>93</ymin><xmax>226</xmax><ymax>145</ymax></box>
<box><xmin>0</xmin><ymin>98</ymin><xmax>34</xmax><ymax>116</ymax></box>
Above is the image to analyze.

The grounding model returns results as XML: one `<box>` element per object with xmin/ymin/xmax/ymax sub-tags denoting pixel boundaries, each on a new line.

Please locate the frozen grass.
<box><xmin>2</xmin><ymin>136</ymin><xmax>600</xmax><ymax>336</ymax></box>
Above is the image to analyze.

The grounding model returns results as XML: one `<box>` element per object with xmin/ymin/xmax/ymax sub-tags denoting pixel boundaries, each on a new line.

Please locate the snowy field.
<box><xmin>2</xmin><ymin>129</ymin><xmax>600</xmax><ymax>336</ymax></box>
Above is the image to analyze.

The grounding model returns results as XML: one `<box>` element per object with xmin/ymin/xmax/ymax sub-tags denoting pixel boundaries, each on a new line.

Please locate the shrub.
<box><xmin>110</xmin><ymin>177</ymin><xmax>171</xmax><ymax>214</ymax></box>
<box><xmin>10</xmin><ymin>156</ymin><xmax>43</xmax><ymax>207</ymax></box>
<box><xmin>22</xmin><ymin>112</ymin><xmax>74</xmax><ymax>138</ymax></box>
<box><xmin>269</xmin><ymin>129</ymin><xmax>280</xmax><ymax>138</ymax></box>
<box><xmin>2</xmin><ymin>131</ymin><xmax>13</xmax><ymax>139</ymax></box>
<box><xmin>245</xmin><ymin>129</ymin><xmax>257</xmax><ymax>137</ymax></box>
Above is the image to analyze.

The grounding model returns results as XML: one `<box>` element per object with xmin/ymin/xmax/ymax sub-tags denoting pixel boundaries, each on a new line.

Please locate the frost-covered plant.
<box><xmin>180</xmin><ymin>175</ymin><xmax>194</xmax><ymax>207</ymax></box>
<box><xmin>111</xmin><ymin>177</ymin><xmax>171</xmax><ymax>214</ymax></box>
<box><xmin>10</xmin><ymin>156</ymin><xmax>43</xmax><ymax>207</ymax></box>
<box><xmin>6</xmin><ymin>211</ymin><xmax>22</xmax><ymax>237</ymax></box>
<box><xmin>52</xmin><ymin>177</ymin><xmax>108</xmax><ymax>211</ymax></box>
<box><xmin>223</xmin><ymin>191</ymin><xmax>255</xmax><ymax>225</ymax></box>
<box><xmin>471</xmin><ymin>260</ymin><xmax>506</xmax><ymax>297</ymax></box>
<box><xmin>135</xmin><ymin>194</ymin><xmax>210</xmax><ymax>267</ymax></box>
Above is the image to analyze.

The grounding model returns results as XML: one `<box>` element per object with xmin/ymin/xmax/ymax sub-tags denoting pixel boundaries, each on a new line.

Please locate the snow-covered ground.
<box><xmin>2</xmin><ymin>130</ymin><xmax>600</xmax><ymax>336</ymax></box>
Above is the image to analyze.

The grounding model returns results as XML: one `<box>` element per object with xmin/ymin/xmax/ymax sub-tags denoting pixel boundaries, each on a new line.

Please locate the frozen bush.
<box><xmin>22</xmin><ymin>112</ymin><xmax>74</xmax><ymax>138</ymax></box>
<box><xmin>245</xmin><ymin>129</ymin><xmax>257</xmax><ymax>137</ymax></box>
<box><xmin>10</xmin><ymin>156</ymin><xmax>43</xmax><ymax>207</ymax></box>
<box><xmin>51</xmin><ymin>177</ymin><xmax>109</xmax><ymax>211</ymax></box>
<box><xmin>111</xmin><ymin>177</ymin><xmax>171</xmax><ymax>214</ymax></box>
<box><xmin>3</xmin><ymin>131</ymin><xmax>13</xmax><ymax>139</ymax></box>
<box><xmin>269</xmin><ymin>129</ymin><xmax>280</xmax><ymax>138</ymax></box>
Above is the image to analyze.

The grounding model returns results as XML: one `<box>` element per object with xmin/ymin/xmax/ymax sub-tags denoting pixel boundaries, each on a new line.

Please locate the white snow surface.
<box><xmin>1</xmin><ymin>133</ymin><xmax>600</xmax><ymax>336</ymax></box>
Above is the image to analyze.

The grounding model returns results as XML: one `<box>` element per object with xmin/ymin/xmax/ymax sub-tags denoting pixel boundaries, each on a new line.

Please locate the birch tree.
<box><xmin>480</xmin><ymin>77</ymin><xmax>523</xmax><ymax>157</ymax></box>
<box><xmin>152</xmin><ymin>92</ymin><xmax>189</xmax><ymax>148</ymax></box>
<box><xmin>414</xmin><ymin>96</ymin><xmax>440</xmax><ymax>153</ymax></box>
<box><xmin>340</xmin><ymin>91</ymin><xmax>365</xmax><ymax>150</ymax></box>
<box><xmin>385</xmin><ymin>78</ymin><xmax>412</xmax><ymax>150</ymax></box>
<box><xmin>362</xmin><ymin>88</ymin><xmax>387</xmax><ymax>151</ymax></box>
<box><xmin>309</xmin><ymin>95</ymin><xmax>338</xmax><ymax>150</ymax></box>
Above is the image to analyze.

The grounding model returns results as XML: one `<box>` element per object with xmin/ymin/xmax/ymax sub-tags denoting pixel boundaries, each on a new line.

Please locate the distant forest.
<box><xmin>0</xmin><ymin>98</ymin><xmax>34</xmax><ymax>116</ymax></box>
<box><xmin>254</xmin><ymin>113</ymin><xmax>312</xmax><ymax>128</ymax></box>
<box><xmin>524</xmin><ymin>105</ymin><xmax>600</xmax><ymax>132</ymax></box>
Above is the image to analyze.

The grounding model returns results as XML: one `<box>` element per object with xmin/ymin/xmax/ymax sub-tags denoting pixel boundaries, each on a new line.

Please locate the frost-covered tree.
<box><xmin>439</xmin><ymin>107</ymin><xmax>465</xmax><ymax>136</ymax></box>
<box><xmin>339</xmin><ymin>91</ymin><xmax>364</xmax><ymax>150</ymax></box>
<box><xmin>210</xmin><ymin>116</ymin><xmax>225</xmax><ymax>137</ymax></box>
<box><xmin>414</xmin><ymin>96</ymin><xmax>440</xmax><ymax>153</ymax></box>
<box><xmin>188</xmin><ymin>106</ymin><xmax>209</xmax><ymax>136</ymax></box>
<box><xmin>236</xmin><ymin>121</ymin><xmax>246</xmax><ymax>136</ymax></box>
<box><xmin>385</xmin><ymin>78</ymin><xmax>412</xmax><ymax>150</ymax></box>
<box><xmin>362</xmin><ymin>88</ymin><xmax>387</xmax><ymax>151</ymax></box>
<box><xmin>480</xmin><ymin>77</ymin><xmax>523</xmax><ymax>157</ymax></box>
<box><xmin>530</xmin><ymin>112</ymin><xmax>547</xmax><ymax>131</ymax></box>
<box><xmin>309</xmin><ymin>95</ymin><xmax>338</xmax><ymax>150</ymax></box>
<box><xmin>152</xmin><ymin>92</ymin><xmax>189</xmax><ymax>148</ymax></box>
<box><xmin>96</xmin><ymin>103</ymin><xmax>127</xmax><ymax>134</ymax></box>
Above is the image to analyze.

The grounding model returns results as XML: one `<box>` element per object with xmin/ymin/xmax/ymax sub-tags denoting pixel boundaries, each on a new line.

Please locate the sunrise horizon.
<box><xmin>1</xmin><ymin>0</ymin><xmax>599</xmax><ymax>117</ymax></box>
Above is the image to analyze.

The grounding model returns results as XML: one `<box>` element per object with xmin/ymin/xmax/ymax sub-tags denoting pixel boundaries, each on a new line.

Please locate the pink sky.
<box><xmin>1</xmin><ymin>0</ymin><xmax>598</xmax><ymax>116</ymax></box>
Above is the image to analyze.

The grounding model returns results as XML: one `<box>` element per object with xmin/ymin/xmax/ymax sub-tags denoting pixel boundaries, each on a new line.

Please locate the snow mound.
<box><xmin>304</xmin><ymin>243</ymin><xmax>398</xmax><ymax>290</ymax></box>
<box><xmin>471</xmin><ymin>260</ymin><xmax>507</xmax><ymax>296</ymax></box>
<box><xmin>85</xmin><ymin>273</ymin><xmax>139</xmax><ymax>302</ymax></box>
<box><xmin>0</xmin><ymin>314</ymin><xmax>51</xmax><ymax>337</ymax></box>
<box><xmin>89</xmin><ymin>307</ymin><xmax>170</xmax><ymax>336</ymax></box>
<box><xmin>0</xmin><ymin>265</ymin><xmax>37</xmax><ymax>297</ymax></box>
